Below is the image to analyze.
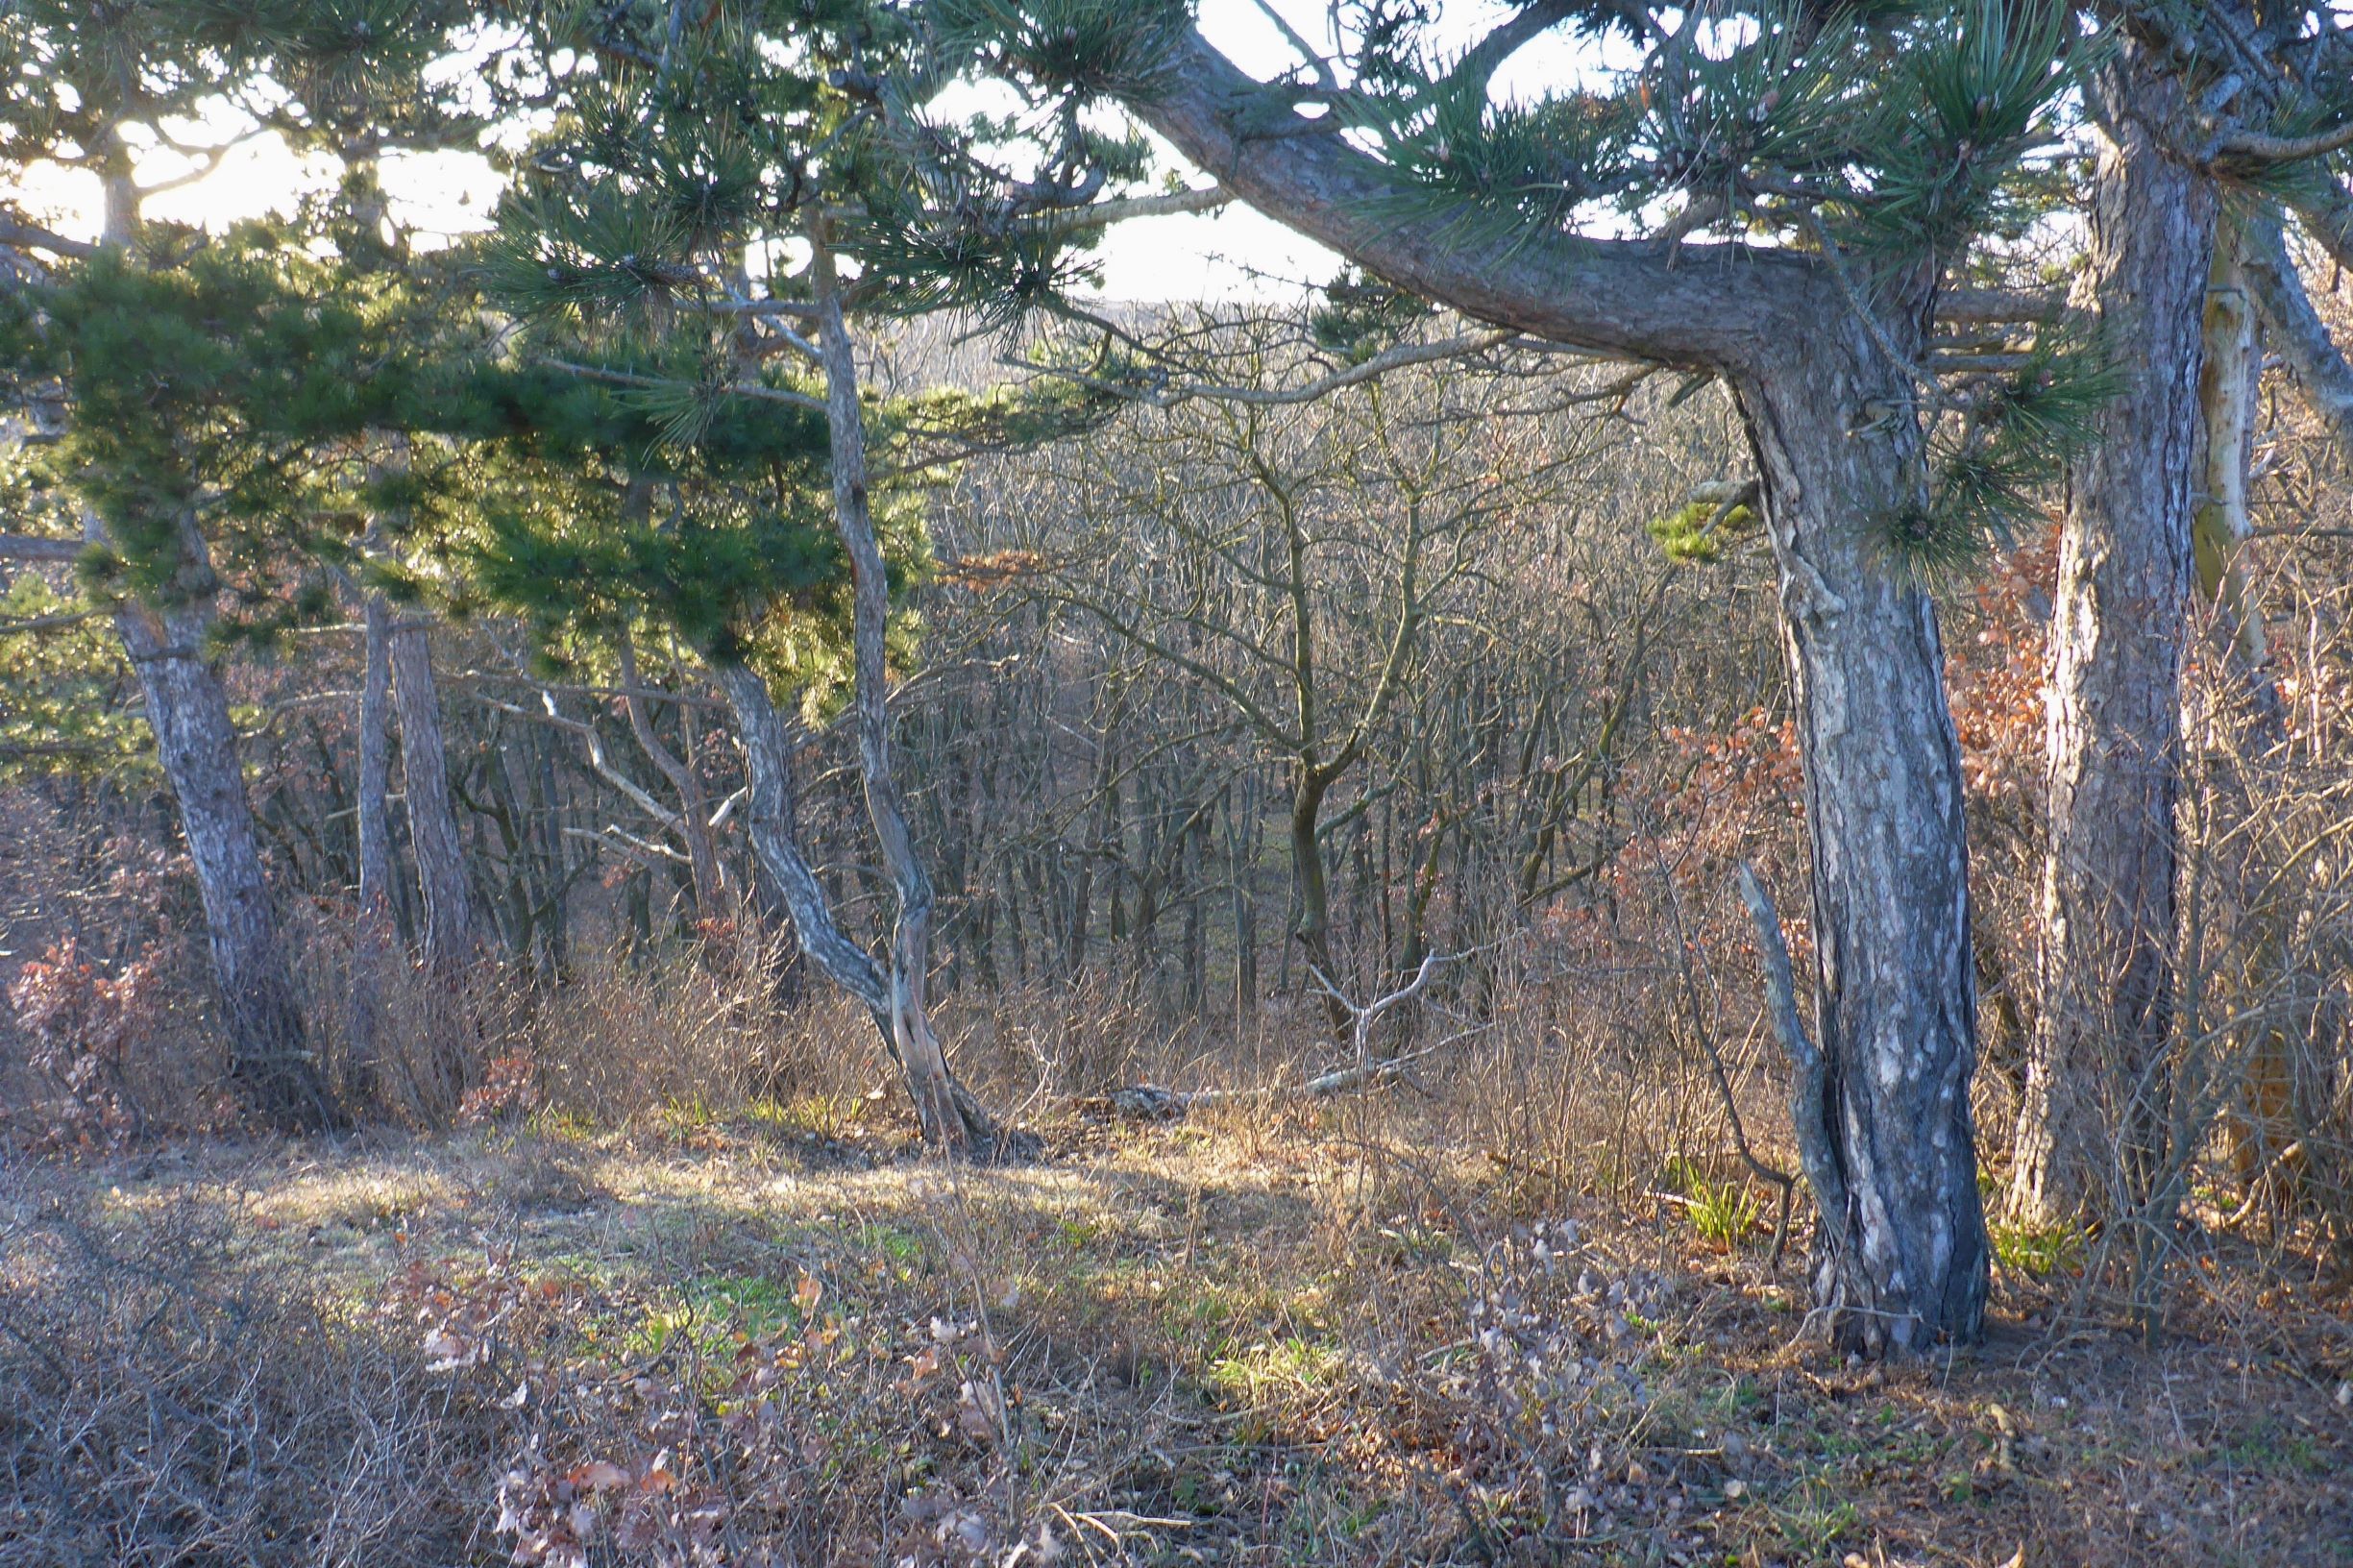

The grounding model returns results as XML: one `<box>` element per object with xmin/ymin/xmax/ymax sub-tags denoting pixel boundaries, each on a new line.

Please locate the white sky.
<box><xmin>5</xmin><ymin>0</ymin><xmax>1598</xmax><ymax>303</ymax></box>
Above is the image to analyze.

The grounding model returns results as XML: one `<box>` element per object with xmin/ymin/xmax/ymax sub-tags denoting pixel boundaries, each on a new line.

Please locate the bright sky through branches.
<box><xmin>4</xmin><ymin>0</ymin><xmax>1595</xmax><ymax>301</ymax></box>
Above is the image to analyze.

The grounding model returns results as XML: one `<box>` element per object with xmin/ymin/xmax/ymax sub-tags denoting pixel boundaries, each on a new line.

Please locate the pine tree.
<box><xmin>469</xmin><ymin>0</ymin><xmax>1139</xmax><ymax>1153</ymax></box>
<box><xmin>0</xmin><ymin>0</ymin><xmax>492</xmax><ymax>1129</ymax></box>
<box><xmin>2014</xmin><ymin>4</ymin><xmax>2353</xmax><ymax>1281</ymax></box>
<box><xmin>928</xmin><ymin>0</ymin><xmax>2141</xmax><ymax>1350</ymax></box>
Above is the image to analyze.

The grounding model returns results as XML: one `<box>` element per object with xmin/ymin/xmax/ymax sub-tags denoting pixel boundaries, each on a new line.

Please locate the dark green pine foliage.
<box><xmin>0</xmin><ymin>0</ymin><xmax>507</xmax><ymax>650</ymax></box>
<box><xmin>462</xmin><ymin>0</ymin><xmax>1124</xmax><ymax>690</ymax></box>
<box><xmin>27</xmin><ymin>235</ymin><xmax>437</xmax><ymax>644</ymax></box>
<box><xmin>0</xmin><ymin>454</ymin><xmax>151</xmax><ymax>784</ymax></box>
<box><xmin>431</xmin><ymin>355</ymin><xmax>877</xmax><ymax>696</ymax></box>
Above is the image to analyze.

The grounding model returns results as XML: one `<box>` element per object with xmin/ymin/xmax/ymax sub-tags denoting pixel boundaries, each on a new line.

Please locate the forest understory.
<box><xmin>5</xmin><ymin>1034</ymin><xmax>2348</xmax><ymax>1568</ymax></box>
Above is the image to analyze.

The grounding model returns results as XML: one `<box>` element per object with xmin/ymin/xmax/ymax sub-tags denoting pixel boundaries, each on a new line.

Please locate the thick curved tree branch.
<box><xmin>2242</xmin><ymin>208</ymin><xmax>2353</xmax><ymax>454</ymax></box>
<box><xmin>1117</xmin><ymin>25</ymin><xmax>1826</xmax><ymax>374</ymax></box>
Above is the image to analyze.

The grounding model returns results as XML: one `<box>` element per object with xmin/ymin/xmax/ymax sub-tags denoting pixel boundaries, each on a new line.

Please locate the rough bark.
<box><xmin>2011</xmin><ymin>51</ymin><xmax>2213</xmax><ymax>1225</ymax></box>
<box><xmin>1118</xmin><ymin>23</ymin><xmax>1985</xmax><ymax>1349</ymax></box>
<box><xmin>1730</xmin><ymin>331</ymin><xmax>1990</xmax><ymax>1354</ymax></box>
<box><xmin>809</xmin><ymin>230</ymin><xmax>1004</xmax><ymax>1154</ymax></box>
<box><xmin>388</xmin><ymin>616</ymin><xmax>480</xmax><ymax>970</ymax></box>
<box><xmin>348</xmin><ymin>590</ymin><xmax>397</xmax><ymax>1108</ymax></box>
<box><xmin>116</xmin><ymin>590</ymin><xmax>338</xmax><ymax>1131</ymax></box>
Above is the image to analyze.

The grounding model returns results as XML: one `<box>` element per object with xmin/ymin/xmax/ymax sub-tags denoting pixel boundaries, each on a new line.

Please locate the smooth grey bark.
<box><xmin>1119</xmin><ymin>23</ymin><xmax>1985</xmax><ymax>1349</ymax></box>
<box><xmin>2194</xmin><ymin>221</ymin><xmax>2286</xmax><ymax>731</ymax></box>
<box><xmin>809</xmin><ymin>229</ymin><xmax>1004</xmax><ymax>1153</ymax></box>
<box><xmin>116</xmin><ymin>581</ymin><xmax>338</xmax><ymax>1131</ymax></box>
<box><xmin>387</xmin><ymin>616</ymin><xmax>479</xmax><ymax>969</ymax></box>
<box><xmin>2011</xmin><ymin>51</ymin><xmax>2214</xmax><ymax>1225</ymax></box>
<box><xmin>2242</xmin><ymin>210</ymin><xmax>2353</xmax><ymax>455</ymax></box>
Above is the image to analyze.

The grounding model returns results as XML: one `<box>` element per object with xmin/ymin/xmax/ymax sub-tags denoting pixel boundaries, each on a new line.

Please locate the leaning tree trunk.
<box><xmin>2010</xmin><ymin>51</ymin><xmax>2214</xmax><ymax>1226</ymax></box>
<box><xmin>387</xmin><ymin>615</ymin><xmax>479</xmax><ymax>970</ymax></box>
<box><xmin>1731</xmin><ymin>317</ymin><xmax>1989</xmax><ymax>1355</ymax></box>
<box><xmin>116</xmin><ymin>594</ymin><xmax>338</xmax><ymax>1132</ymax></box>
<box><xmin>810</xmin><ymin>232</ymin><xmax>1003</xmax><ymax>1154</ymax></box>
<box><xmin>712</xmin><ymin>659</ymin><xmax>892</xmax><ymax>1017</ymax></box>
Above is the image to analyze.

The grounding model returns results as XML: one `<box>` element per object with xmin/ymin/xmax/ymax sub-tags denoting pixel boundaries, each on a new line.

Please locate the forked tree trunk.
<box><xmin>387</xmin><ymin>616</ymin><xmax>479</xmax><ymax>970</ymax></box>
<box><xmin>2011</xmin><ymin>51</ymin><xmax>2214</xmax><ymax>1226</ymax></box>
<box><xmin>713</xmin><ymin>658</ymin><xmax>1003</xmax><ymax>1139</ymax></box>
<box><xmin>1731</xmin><ymin>319</ymin><xmax>1990</xmax><ymax>1355</ymax></box>
<box><xmin>116</xmin><ymin>593</ymin><xmax>338</xmax><ymax>1131</ymax></box>
<box><xmin>810</xmin><ymin>231</ymin><xmax>1003</xmax><ymax>1154</ymax></box>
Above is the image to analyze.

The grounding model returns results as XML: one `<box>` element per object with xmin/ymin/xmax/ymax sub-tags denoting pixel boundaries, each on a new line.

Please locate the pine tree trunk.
<box><xmin>810</xmin><ymin>233</ymin><xmax>1003</xmax><ymax>1154</ymax></box>
<box><xmin>117</xmin><ymin>597</ymin><xmax>337</xmax><ymax>1131</ymax></box>
<box><xmin>1732</xmin><ymin>322</ymin><xmax>1989</xmax><ymax>1354</ymax></box>
<box><xmin>1117</xmin><ymin>24</ymin><xmax>1992</xmax><ymax>1349</ymax></box>
<box><xmin>388</xmin><ymin>617</ymin><xmax>479</xmax><ymax>970</ymax></box>
<box><xmin>712</xmin><ymin>659</ymin><xmax>892</xmax><ymax>1016</ymax></box>
<box><xmin>715</xmin><ymin>657</ymin><xmax>999</xmax><ymax>1146</ymax></box>
<box><xmin>2011</xmin><ymin>50</ymin><xmax>2213</xmax><ymax>1225</ymax></box>
<box><xmin>348</xmin><ymin>590</ymin><xmax>397</xmax><ymax>1108</ymax></box>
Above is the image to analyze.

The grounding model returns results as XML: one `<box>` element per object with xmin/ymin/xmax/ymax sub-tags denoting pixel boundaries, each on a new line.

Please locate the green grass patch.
<box><xmin>1989</xmin><ymin>1216</ymin><xmax>2086</xmax><ymax>1277</ymax></box>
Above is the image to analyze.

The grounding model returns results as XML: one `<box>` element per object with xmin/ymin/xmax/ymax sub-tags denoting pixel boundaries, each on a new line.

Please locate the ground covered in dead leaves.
<box><xmin>13</xmin><ymin>1099</ymin><xmax>2351</xmax><ymax>1568</ymax></box>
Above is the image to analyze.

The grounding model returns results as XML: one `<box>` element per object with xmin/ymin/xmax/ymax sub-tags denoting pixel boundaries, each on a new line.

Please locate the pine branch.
<box><xmin>2215</xmin><ymin>118</ymin><xmax>2353</xmax><ymax>165</ymax></box>
<box><xmin>0</xmin><ymin>535</ymin><xmax>85</xmax><ymax>562</ymax></box>
<box><xmin>538</xmin><ymin>357</ymin><xmax>827</xmax><ymax>415</ymax></box>
<box><xmin>2241</xmin><ymin>208</ymin><xmax>2353</xmax><ymax>456</ymax></box>
<box><xmin>0</xmin><ymin>217</ymin><xmax>95</xmax><ymax>259</ymax></box>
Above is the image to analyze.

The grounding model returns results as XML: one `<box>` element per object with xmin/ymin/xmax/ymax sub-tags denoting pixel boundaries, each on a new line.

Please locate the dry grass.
<box><xmin>5</xmin><ymin>1080</ymin><xmax>2344</xmax><ymax>1568</ymax></box>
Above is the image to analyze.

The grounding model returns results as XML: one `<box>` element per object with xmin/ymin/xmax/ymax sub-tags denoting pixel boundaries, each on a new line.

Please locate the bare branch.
<box><xmin>1015</xmin><ymin>328</ymin><xmax>1529</xmax><ymax>410</ymax></box>
<box><xmin>1034</xmin><ymin>184</ymin><xmax>1231</xmax><ymax>238</ymax></box>
<box><xmin>1735</xmin><ymin>861</ymin><xmax>1848</xmax><ymax>1232</ymax></box>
